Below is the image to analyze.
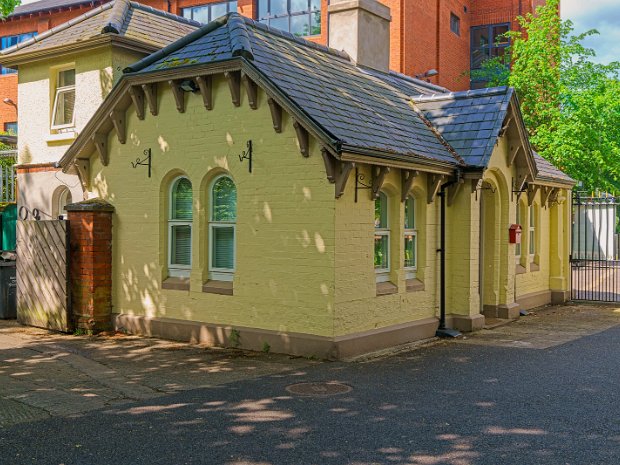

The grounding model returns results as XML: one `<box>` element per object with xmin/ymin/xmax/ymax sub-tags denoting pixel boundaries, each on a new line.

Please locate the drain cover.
<box><xmin>285</xmin><ymin>382</ymin><xmax>352</xmax><ymax>397</ymax></box>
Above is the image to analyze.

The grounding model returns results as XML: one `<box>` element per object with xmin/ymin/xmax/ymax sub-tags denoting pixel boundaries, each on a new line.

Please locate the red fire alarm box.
<box><xmin>509</xmin><ymin>224</ymin><xmax>522</xmax><ymax>244</ymax></box>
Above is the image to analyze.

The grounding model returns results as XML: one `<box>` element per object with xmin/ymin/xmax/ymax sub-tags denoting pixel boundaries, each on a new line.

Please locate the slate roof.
<box><xmin>412</xmin><ymin>87</ymin><xmax>514</xmax><ymax>168</ymax></box>
<box><xmin>125</xmin><ymin>13</ymin><xmax>462</xmax><ymax>166</ymax></box>
<box><xmin>533</xmin><ymin>152</ymin><xmax>574</xmax><ymax>184</ymax></box>
<box><xmin>7</xmin><ymin>0</ymin><xmax>103</xmax><ymax>17</ymax></box>
<box><xmin>1</xmin><ymin>0</ymin><xmax>199</xmax><ymax>58</ymax></box>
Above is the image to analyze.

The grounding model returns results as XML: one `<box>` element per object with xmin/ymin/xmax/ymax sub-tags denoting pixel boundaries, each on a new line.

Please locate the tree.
<box><xmin>475</xmin><ymin>0</ymin><xmax>620</xmax><ymax>191</ymax></box>
<box><xmin>1</xmin><ymin>0</ymin><xmax>20</xmax><ymax>18</ymax></box>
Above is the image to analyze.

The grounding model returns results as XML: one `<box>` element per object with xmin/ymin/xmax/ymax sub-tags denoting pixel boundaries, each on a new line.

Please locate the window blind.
<box><xmin>171</xmin><ymin>225</ymin><xmax>191</xmax><ymax>265</ymax></box>
<box><xmin>212</xmin><ymin>226</ymin><xmax>234</xmax><ymax>269</ymax></box>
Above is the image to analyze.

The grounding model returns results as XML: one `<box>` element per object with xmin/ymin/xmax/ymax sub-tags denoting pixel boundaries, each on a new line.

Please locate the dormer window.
<box><xmin>51</xmin><ymin>68</ymin><xmax>75</xmax><ymax>130</ymax></box>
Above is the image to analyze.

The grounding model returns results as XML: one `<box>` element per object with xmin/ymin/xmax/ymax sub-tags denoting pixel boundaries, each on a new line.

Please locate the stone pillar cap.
<box><xmin>328</xmin><ymin>0</ymin><xmax>391</xmax><ymax>21</ymax></box>
<box><xmin>65</xmin><ymin>198</ymin><xmax>115</xmax><ymax>212</ymax></box>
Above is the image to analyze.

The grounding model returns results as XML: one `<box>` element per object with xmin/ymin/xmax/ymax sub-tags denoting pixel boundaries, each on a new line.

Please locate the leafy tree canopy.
<box><xmin>474</xmin><ymin>0</ymin><xmax>620</xmax><ymax>192</ymax></box>
<box><xmin>1</xmin><ymin>0</ymin><xmax>20</xmax><ymax>18</ymax></box>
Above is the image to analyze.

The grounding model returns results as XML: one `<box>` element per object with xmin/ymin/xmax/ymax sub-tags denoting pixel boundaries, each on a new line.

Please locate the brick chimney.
<box><xmin>328</xmin><ymin>0</ymin><xmax>392</xmax><ymax>73</ymax></box>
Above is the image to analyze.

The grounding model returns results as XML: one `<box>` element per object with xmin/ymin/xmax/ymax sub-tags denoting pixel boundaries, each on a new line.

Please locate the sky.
<box><xmin>561</xmin><ymin>0</ymin><xmax>619</xmax><ymax>65</ymax></box>
<box><xmin>17</xmin><ymin>0</ymin><xmax>619</xmax><ymax>64</ymax></box>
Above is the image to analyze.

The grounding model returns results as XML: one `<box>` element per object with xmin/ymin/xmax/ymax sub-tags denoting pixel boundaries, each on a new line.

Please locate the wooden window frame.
<box><xmin>529</xmin><ymin>203</ymin><xmax>537</xmax><ymax>260</ymax></box>
<box><xmin>208</xmin><ymin>174</ymin><xmax>236</xmax><ymax>282</ymax></box>
<box><xmin>168</xmin><ymin>176</ymin><xmax>193</xmax><ymax>278</ymax></box>
<box><xmin>404</xmin><ymin>195</ymin><xmax>417</xmax><ymax>279</ymax></box>
<box><xmin>50</xmin><ymin>67</ymin><xmax>76</xmax><ymax>131</ymax></box>
<box><xmin>375</xmin><ymin>191</ymin><xmax>390</xmax><ymax>282</ymax></box>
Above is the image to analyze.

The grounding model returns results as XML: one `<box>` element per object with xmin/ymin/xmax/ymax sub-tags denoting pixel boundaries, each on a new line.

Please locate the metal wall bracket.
<box><xmin>238</xmin><ymin>140</ymin><xmax>253</xmax><ymax>173</ymax></box>
<box><xmin>512</xmin><ymin>177</ymin><xmax>529</xmax><ymax>201</ymax></box>
<box><xmin>131</xmin><ymin>148</ymin><xmax>151</xmax><ymax>178</ymax></box>
<box><xmin>354</xmin><ymin>166</ymin><xmax>372</xmax><ymax>203</ymax></box>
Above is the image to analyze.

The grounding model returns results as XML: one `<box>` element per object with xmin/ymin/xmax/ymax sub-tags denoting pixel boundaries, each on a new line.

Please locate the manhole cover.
<box><xmin>285</xmin><ymin>382</ymin><xmax>352</xmax><ymax>397</ymax></box>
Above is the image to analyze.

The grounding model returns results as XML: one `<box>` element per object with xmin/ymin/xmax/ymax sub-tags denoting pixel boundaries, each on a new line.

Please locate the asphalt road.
<box><xmin>1</xmin><ymin>324</ymin><xmax>619</xmax><ymax>465</ymax></box>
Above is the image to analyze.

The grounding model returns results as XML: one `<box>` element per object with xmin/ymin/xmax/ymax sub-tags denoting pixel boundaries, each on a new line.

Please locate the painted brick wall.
<box><xmin>334</xmin><ymin>167</ymin><xmax>441</xmax><ymax>335</ymax></box>
<box><xmin>88</xmin><ymin>76</ymin><xmax>337</xmax><ymax>337</ymax></box>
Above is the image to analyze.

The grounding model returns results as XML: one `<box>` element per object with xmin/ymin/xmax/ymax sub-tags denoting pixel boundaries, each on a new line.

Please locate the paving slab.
<box><xmin>0</xmin><ymin>320</ymin><xmax>317</xmax><ymax>427</ymax></box>
<box><xmin>457</xmin><ymin>302</ymin><xmax>620</xmax><ymax>349</ymax></box>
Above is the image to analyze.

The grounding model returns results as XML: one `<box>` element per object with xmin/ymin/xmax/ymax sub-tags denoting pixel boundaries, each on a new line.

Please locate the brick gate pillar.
<box><xmin>65</xmin><ymin>199</ymin><xmax>115</xmax><ymax>333</ymax></box>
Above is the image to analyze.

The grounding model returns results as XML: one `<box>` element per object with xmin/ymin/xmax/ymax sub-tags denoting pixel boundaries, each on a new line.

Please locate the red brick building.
<box><xmin>0</xmin><ymin>0</ymin><xmax>548</xmax><ymax>132</ymax></box>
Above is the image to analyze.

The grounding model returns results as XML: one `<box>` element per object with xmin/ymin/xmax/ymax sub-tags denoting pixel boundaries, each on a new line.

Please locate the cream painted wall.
<box><xmin>483</xmin><ymin>135</ymin><xmax>571</xmax><ymax>303</ymax></box>
<box><xmin>17</xmin><ymin>48</ymin><xmax>114</xmax><ymax>165</ymax></box>
<box><xmin>16</xmin><ymin>46</ymin><xmax>146</xmax><ymax>214</ymax></box>
<box><xmin>17</xmin><ymin>171</ymin><xmax>84</xmax><ymax>219</ymax></box>
<box><xmin>334</xmin><ymin>167</ymin><xmax>440</xmax><ymax>336</ymax></box>
<box><xmin>446</xmin><ymin>179</ymin><xmax>481</xmax><ymax>317</ymax></box>
<box><xmin>88</xmin><ymin>77</ymin><xmax>337</xmax><ymax>337</ymax></box>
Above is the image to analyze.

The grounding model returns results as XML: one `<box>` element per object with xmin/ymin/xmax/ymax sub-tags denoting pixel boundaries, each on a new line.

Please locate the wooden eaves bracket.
<box><xmin>427</xmin><ymin>174</ymin><xmax>445</xmax><ymax>204</ymax></box>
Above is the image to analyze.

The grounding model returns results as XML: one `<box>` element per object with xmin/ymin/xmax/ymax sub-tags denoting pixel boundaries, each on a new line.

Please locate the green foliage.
<box><xmin>470</xmin><ymin>54</ymin><xmax>511</xmax><ymax>88</ymax></box>
<box><xmin>73</xmin><ymin>328</ymin><xmax>92</xmax><ymax>336</ymax></box>
<box><xmin>476</xmin><ymin>0</ymin><xmax>620</xmax><ymax>191</ymax></box>
<box><xmin>229</xmin><ymin>328</ymin><xmax>241</xmax><ymax>348</ymax></box>
<box><xmin>261</xmin><ymin>341</ymin><xmax>271</xmax><ymax>354</ymax></box>
<box><xmin>0</xmin><ymin>0</ymin><xmax>19</xmax><ymax>18</ymax></box>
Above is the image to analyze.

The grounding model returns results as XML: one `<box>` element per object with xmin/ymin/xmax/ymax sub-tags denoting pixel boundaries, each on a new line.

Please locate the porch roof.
<box><xmin>411</xmin><ymin>87</ymin><xmax>516</xmax><ymax>168</ymax></box>
<box><xmin>533</xmin><ymin>152</ymin><xmax>575</xmax><ymax>186</ymax></box>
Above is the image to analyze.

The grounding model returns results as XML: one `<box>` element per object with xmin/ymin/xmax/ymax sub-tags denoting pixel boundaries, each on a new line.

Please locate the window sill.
<box><xmin>516</xmin><ymin>264</ymin><xmax>527</xmax><ymax>275</ymax></box>
<box><xmin>162</xmin><ymin>277</ymin><xmax>190</xmax><ymax>291</ymax></box>
<box><xmin>376</xmin><ymin>281</ymin><xmax>398</xmax><ymax>297</ymax></box>
<box><xmin>46</xmin><ymin>131</ymin><xmax>77</xmax><ymax>143</ymax></box>
<box><xmin>406</xmin><ymin>278</ymin><xmax>424</xmax><ymax>292</ymax></box>
<box><xmin>529</xmin><ymin>262</ymin><xmax>540</xmax><ymax>272</ymax></box>
<box><xmin>203</xmin><ymin>280</ymin><xmax>233</xmax><ymax>296</ymax></box>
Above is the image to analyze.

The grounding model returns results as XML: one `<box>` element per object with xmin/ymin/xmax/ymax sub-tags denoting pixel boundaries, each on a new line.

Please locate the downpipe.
<box><xmin>436</xmin><ymin>174</ymin><xmax>463</xmax><ymax>339</ymax></box>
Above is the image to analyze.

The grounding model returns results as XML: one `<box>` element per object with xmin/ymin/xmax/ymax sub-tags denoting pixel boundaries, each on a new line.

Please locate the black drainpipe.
<box><xmin>436</xmin><ymin>172</ymin><xmax>463</xmax><ymax>339</ymax></box>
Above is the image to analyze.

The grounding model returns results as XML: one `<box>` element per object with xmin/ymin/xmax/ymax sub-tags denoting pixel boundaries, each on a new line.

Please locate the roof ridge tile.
<box><xmin>102</xmin><ymin>0</ymin><xmax>130</xmax><ymax>34</ymax></box>
<box><xmin>412</xmin><ymin>86</ymin><xmax>510</xmax><ymax>103</ymax></box>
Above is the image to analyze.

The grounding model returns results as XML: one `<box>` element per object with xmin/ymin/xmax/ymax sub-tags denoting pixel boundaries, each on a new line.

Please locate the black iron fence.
<box><xmin>571</xmin><ymin>191</ymin><xmax>620</xmax><ymax>302</ymax></box>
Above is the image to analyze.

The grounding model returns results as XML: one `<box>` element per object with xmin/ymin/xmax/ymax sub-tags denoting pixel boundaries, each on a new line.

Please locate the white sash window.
<box><xmin>209</xmin><ymin>176</ymin><xmax>237</xmax><ymax>281</ymax></box>
<box><xmin>168</xmin><ymin>177</ymin><xmax>193</xmax><ymax>277</ymax></box>
<box><xmin>51</xmin><ymin>68</ymin><xmax>75</xmax><ymax>130</ymax></box>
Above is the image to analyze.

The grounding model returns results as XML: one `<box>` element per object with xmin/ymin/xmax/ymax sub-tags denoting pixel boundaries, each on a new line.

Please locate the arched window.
<box><xmin>57</xmin><ymin>187</ymin><xmax>72</xmax><ymax>220</ymax></box>
<box><xmin>529</xmin><ymin>203</ymin><xmax>537</xmax><ymax>260</ymax></box>
<box><xmin>404</xmin><ymin>195</ymin><xmax>417</xmax><ymax>277</ymax></box>
<box><xmin>374</xmin><ymin>191</ymin><xmax>390</xmax><ymax>281</ymax></box>
<box><xmin>209</xmin><ymin>175</ymin><xmax>237</xmax><ymax>281</ymax></box>
<box><xmin>168</xmin><ymin>176</ymin><xmax>192</xmax><ymax>277</ymax></box>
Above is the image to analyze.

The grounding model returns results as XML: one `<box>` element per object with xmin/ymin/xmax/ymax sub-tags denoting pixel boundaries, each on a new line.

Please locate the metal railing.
<box><xmin>0</xmin><ymin>150</ymin><xmax>16</xmax><ymax>203</ymax></box>
<box><xmin>571</xmin><ymin>191</ymin><xmax>620</xmax><ymax>302</ymax></box>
